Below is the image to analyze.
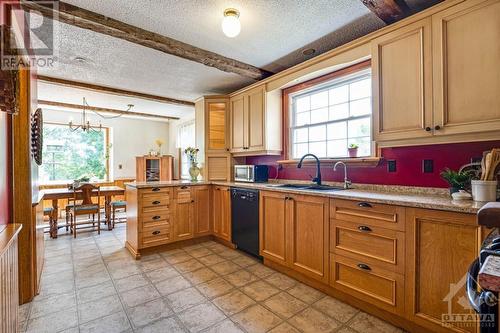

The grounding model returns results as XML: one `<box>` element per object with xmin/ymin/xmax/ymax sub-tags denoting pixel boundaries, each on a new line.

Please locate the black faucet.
<box><xmin>297</xmin><ymin>154</ymin><xmax>322</xmax><ymax>185</ymax></box>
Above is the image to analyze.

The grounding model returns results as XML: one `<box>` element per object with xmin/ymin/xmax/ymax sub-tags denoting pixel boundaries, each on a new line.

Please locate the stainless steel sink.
<box><xmin>267</xmin><ymin>184</ymin><xmax>344</xmax><ymax>191</ymax></box>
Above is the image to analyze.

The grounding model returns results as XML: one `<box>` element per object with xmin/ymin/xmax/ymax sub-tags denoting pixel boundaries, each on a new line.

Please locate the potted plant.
<box><xmin>185</xmin><ymin>147</ymin><xmax>200</xmax><ymax>181</ymax></box>
<box><xmin>440</xmin><ymin>168</ymin><xmax>473</xmax><ymax>194</ymax></box>
<box><xmin>348</xmin><ymin>143</ymin><xmax>359</xmax><ymax>158</ymax></box>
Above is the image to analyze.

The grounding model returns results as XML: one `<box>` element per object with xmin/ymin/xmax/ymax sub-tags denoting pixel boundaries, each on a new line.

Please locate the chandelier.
<box><xmin>69</xmin><ymin>97</ymin><xmax>134</xmax><ymax>132</ymax></box>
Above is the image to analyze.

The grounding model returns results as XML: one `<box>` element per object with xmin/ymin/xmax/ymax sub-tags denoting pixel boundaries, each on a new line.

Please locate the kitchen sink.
<box><xmin>267</xmin><ymin>184</ymin><xmax>344</xmax><ymax>191</ymax></box>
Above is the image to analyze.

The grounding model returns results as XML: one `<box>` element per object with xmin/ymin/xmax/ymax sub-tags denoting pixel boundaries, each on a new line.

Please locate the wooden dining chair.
<box><xmin>67</xmin><ymin>183</ymin><xmax>101</xmax><ymax>238</ymax></box>
<box><xmin>110</xmin><ymin>200</ymin><xmax>126</xmax><ymax>228</ymax></box>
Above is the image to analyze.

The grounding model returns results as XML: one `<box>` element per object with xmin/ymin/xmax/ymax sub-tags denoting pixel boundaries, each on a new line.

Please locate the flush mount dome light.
<box><xmin>222</xmin><ymin>8</ymin><xmax>241</xmax><ymax>38</ymax></box>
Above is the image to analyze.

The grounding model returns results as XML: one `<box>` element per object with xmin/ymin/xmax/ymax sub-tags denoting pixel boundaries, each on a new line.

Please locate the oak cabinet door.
<box><xmin>432</xmin><ymin>0</ymin><xmax>500</xmax><ymax>136</ymax></box>
<box><xmin>212</xmin><ymin>186</ymin><xmax>222</xmax><ymax>236</ymax></box>
<box><xmin>206</xmin><ymin>99</ymin><xmax>229</xmax><ymax>152</ymax></box>
<box><xmin>230</xmin><ymin>95</ymin><xmax>246</xmax><ymax>152</ymax></box>
<box><xmin>174</xmin><ymin>201</ymin><xmax>194</xmax><ymax>241</ymax></box>
<box><xmin>247</xmin><ymin>86</ymin><xmax>265</xmax><ymax>151</ymax></box>
<box><xmin>405</xmin><ymin>208</ymin><xmax>481</xmax><ymax>333</ymax></box>
<box><xmin>259</xmin><ymin>191</ymin><xmax>288</xmax><ymax>265</ymax></box>
<box><xmin>372</xmin><ymin>18</ymin><xmax>433</xmax><ymax>141</ymax></box>
<box><xmin>288</xmin><ymin>195</ymin><xmax>329</xmax><ymax>282</ymax></box>
<box><xmin>219</xmin><ymin>187</ymin><xmax>232</xmax><ymax>242</ymax></box>
<box><xmin>194</xmin><ymin>186</ymin><xmax>211</xmax><ymax>235</ymax></box>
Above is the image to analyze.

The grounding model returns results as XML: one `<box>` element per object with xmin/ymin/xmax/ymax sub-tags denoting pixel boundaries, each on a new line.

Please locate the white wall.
<box><xmin>43</xmin><ymin>109</ymin><xmax>170</xmax><ymax>179</ymax></box>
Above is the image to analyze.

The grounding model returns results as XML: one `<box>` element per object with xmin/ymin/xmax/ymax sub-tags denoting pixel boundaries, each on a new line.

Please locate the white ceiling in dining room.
<box><xmin>35</xmin><ymin>0</ymin><xmax>442</xmax><ymax>117</ymax></box>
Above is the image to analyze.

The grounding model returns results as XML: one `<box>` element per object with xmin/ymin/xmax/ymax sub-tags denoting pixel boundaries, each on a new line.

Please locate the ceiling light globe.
<box><xmin>222</xmin><ymin>9</ymin><xmax>240</xmax><ymax>38</ymax></box>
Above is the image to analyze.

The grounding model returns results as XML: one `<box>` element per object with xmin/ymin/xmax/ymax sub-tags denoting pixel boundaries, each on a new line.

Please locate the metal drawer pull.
<box><xmin>152</xmin><ymin>201</ymin><xmax>161</xmax><ymax>205</ymax></box>
<box><xmin>152</xmin><ymin>230</ymin><xmax>161</xmax><ymax>235</ymax></box>
<box><xmin>358</xmin><ymin>202</ymin><xmax>372</xmax><ymax>208</ymax></box>
<box><xmin>152</xmin><ymin>187</ymin><xmax>161</xmax><ymax>192</ymax></box>
<box><xmin>357</xmin><ymin>263</ymin><xmax>371</xmax><ymax>271</ymax></box>
<box><xmin>152</xmin><ymin>216</ymin><xmax>161</xmax><ymax>220</ymax></box>
<box><xmin>358</xmin><ymin>225</ymin><xmax>372</xmax><ymax>232</ymax></box>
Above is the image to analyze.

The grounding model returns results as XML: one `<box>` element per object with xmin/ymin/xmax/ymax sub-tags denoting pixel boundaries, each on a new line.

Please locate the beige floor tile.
<box><xmin>145</xmin><ymin>266</ymin><xmax>179</xmax><ymax>283</ymax></box>
<box><xmin>232</xmin><ymin>255</ymin><xmax>258</xmax><ymax>267</ymax></box>
<box><xmin>155</xmin><ymin>275</ymin><xmax>192</xmax><ymax>296</ymax></box>
<box><xmin>186</xmin><ymin>247</ymin><xmax>214</xmax><ymax>258</ymax></box>
<box><xmin>76</xmin><ymin>279</ymin><xmax>117</xmax><ymax>304</ymax></box>
<box><xmin>29</xmin><ymin>292</ymin><xmax>77</xmax><ymax>319</ymax></box>
<box><xmin>120</xmin><ymin>284</ymin><xmax>161</xmax><ymax>308</ymax></box>
<box><xmin>288</xmin><ymin>308</ymin><xmax>340</xmax><ymax>333</ymax></box>
<box><xmin>231</xmin><ymin>304</ymin><xmax>282</xmax><ymax>333</ymax></box>
<box><xmin>165</xmin><ymin>287</ymin><xmax>207</xmax><ymax>313</ymax></box>
<box><xmin>263</xmin><ymin>292</ymin><xmax>308</xmax><ymax>319</ymax></box>
<box><xmin>115</xmin><ymin>274</ymin><xmax>150</xmax><ymax>293</ymax></box>
<box><xmin>268</xmin><ymin>322</ymin><xmax>301</xmax><ymax>333</ymax></box>
<box><xmin>348</xmin><ymin>312</ymin><xmax>404</xmax><ymax>333</ymax></box>
<box><xmin>287</xmin><ymin>283</ymin><xmax>325</xmax><ymax>304</ymax></box>
<box><xmin>211</xmin><ymin>261</ymin><xmax>240</xmax><ymax>275</ymax></box>
<box><xmin>75</xmin><ymin>271</ymin><xmax>112</xmax><ymax>290</ymax></box>
<box><xmin>138</xmin><ymin>257</ymin><xmax>170</xmax><ymax>272</ymax></box>
<box><xmin>202</xmin><ymin>319</ymin><xmax>245</xmax><ymax>333</ymax></box>
<box><xmin>196</xmin><ymin>277</ymin><xmax>234</xmax><ymax>299</ymax></box>
<box><xmin>178</xmin><ymin>302</ymin><xmax>227</xmax><ymax>333</ymax></box>
<box><xmin>26</xmin><ymin>307</ymin><xmax>78</xmax><ymax>333</ymax></box>
<box><xmin>19</xmin><ymin>303</ymin><xmax>31</xmax><ymax>323</ymax></box>
<box><xmin>79</xmin><ymin>311</ymin><xmax>131</xmax><ymax>333</ymax></box>
<box><xmin>18</xmin><ymin>320</ymin><xmax>27</xmax><ymax>333</ymax></box>
<box><xmin>198</xmin><ymin>254</ymin><xmax>227</xmax><ymax>266</ymax></box>
<box><xmin>213</xmin><ymin>290</ymin><xmax>256</xmax><ymax>315</ymax></box>
<box><xmin>174</xmin><ymin>258</ymin><xmax>205</xmax><ymax>273</ymax></box>
<box><xmin>312</xmin><ymin>296</ymin><xmax>358</xmax><ymax>323</ymax></box>
<box><xmin>336</xmin><ymin>327</ymin><xmax>358</xmax><ymax>333</ymax></box>
<box><xmin>135</xmin><ymin>316</ymin><xmax>186</xmax><ymax>333</ymax></box>
<box><xmin>78</xmin><ymin>294</ymin><xmax>123</xmax><ymax>324</ymax></box>
<box><xmin>108</xmin><ymin>262</ymin><xmax>142</xmax><ymax>280</ymax></box>
<box><xmin>241</xmin><ymin>280</ymin><xmax>280</xmax><ymax>302</ymax></box>
<box><xmin>246</xmin><ymin>263</ymin><xmax>276</xmax><ymax>278</ymax></box>
<box><xmin>217</xmin><ymin>249</ymin><xmax>242</xmax><ymax>259</ymax></box>
<box><xmin>264</xmin><ymin>272</ymin><xmax>297</xmax><ymax>291</ymax></box>
<box><xmin>127</xmin><ymin>298</ymin><xmax>173</xmax><ymax>328</ymax></box>
<box><xmin>164</xmin><ymin>251</ymin><xmax>193</xmax><ymax>264</ymax></box>
<box><xmin>183</xmin><ymin>267</ymin><xmax>219</xmax><ymax>285</ymax></box>
<box><xmin>225</xmin><ymin>270</ymin><xmax>259</xmax><ymax>287</ymax></box>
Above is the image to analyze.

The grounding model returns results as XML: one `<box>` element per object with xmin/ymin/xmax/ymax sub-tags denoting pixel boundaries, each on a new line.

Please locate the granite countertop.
<box><xmin>125</xmin><ymin>180</ymin><xmax>488</xmax><ymax>214</ymax></box>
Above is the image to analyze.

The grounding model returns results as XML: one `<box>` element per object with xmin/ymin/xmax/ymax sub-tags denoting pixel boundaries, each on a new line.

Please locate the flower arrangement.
<box><xmin>155</xmin><ymin>139</ymin><xmax>164</xmax><ymax>155</ymax></box>
<box><xmin>184</xmin><ymin>147</ymin><xmax>200</xmax><ymax>164</ymax></box>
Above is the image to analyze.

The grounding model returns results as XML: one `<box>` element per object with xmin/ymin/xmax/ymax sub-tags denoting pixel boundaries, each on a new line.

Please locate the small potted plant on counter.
<box><xmin>440</xmin><ymin>168</ymin><xmax>473</xmax><ymax>195</ymax></box>
<box><xmin>348</xmin><ymin>143</ymin><xmax>359</xmax><ymax>158</ymax></box>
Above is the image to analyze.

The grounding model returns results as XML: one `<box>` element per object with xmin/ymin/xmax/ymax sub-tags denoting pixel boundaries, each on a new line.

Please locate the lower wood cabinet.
<box><xmin>194</xmin><ymin>186</ymin><xmax>211</xmax><ymax>236</ymax></box>
<box><xmin>405</xmin><ymin>208</ymin><xmax>482</xmax><ymax>333</ymax></box>
<box><xmin>260</xmin><ymin>191</ymin><xmax>329</xmax><ymax>283</ymax></box>
<box><xmin>212</xmin><ymin>185</ymin><xmax>231</xmax><ymax>242</ymax></box>
<box><xmin>173</xmin><ymin>186</ymin><xmax>195</xmax><ymax>241</ymax></box>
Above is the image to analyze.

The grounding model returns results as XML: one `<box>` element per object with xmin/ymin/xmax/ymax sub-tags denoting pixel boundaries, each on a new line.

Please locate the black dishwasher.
<box><xmin>231</xmin><ymin>188</ymin><xmax>261</xmax><ymax>259</ymax></box>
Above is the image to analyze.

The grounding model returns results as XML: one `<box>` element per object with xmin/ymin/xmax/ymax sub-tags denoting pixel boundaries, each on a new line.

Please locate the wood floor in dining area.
<box><xmin>19</xmin><ymin>224</ymin><xmax>404</xmax><ymax>333</ymax></box>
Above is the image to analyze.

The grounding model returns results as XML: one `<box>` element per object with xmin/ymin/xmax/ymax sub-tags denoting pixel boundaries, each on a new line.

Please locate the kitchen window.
<box><xmin>288</xmin><ymin>62</ymin><xmax>372</xmax><ymax>159</ymax></box>
<box><xmin>177</xmin><ymin>120</ymin><xmax>195</xmax><ymax>179</ymax></box>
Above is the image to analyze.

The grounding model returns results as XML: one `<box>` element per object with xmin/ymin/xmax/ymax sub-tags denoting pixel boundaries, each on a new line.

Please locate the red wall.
<box><xmin>246</xmin><ymin>141</ymin><xmax>500</xmax><ymax>188</ymax></box>
<box><xmin>0</xmin><ymin>112</ymin><xmax>10</xmax><ymax>225</ymax></box>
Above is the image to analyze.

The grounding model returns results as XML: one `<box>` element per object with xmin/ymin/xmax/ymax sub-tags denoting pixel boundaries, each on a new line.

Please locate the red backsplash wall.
<box><xmin>0</xmin><ymin>112</ymin><xmax>10</xmax><ymax>225</ymax></box>
<box><xmin>246</xmin><ymin>141</ymin><xmax>500</xmax><ymax>188</ymax></box>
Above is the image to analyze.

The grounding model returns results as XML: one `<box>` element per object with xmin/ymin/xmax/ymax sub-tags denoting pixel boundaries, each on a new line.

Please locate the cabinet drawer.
<box><xmin>141</xmin><ymin>210</ymin><xmax>170</xmax><ymax>228</ymax></box>
<box><xmin>140</xmin><ymin>225</ymin><xmax>171</xmax><ymax>248</ymax></box>
<box><xmin>174</xmin><ymin>186</ymin><xmax>192</xmax><ymax>203</ymax></box>
<box><xmin>330</xmin><ymin>254</ymin><xmax>404</xmax><ymax>315</ymax></box>
<box><xmin>330</xmin><ymin>220</ymin><xmax>404</xmax><ymax>274</ymax></box>
<box><xmin>330</xmin><ymin>199</ymin><xmax>405</xmax><ymax>231</ymax></box>
<box><xmin>141</xmin><ymin>194</ymin><xmax>170</xmax><ymax>209</ymax></box>
<box><xmin>139</xmin><ymin>187</ymin><xmax>170</xmax><ymax>195</ymax></box>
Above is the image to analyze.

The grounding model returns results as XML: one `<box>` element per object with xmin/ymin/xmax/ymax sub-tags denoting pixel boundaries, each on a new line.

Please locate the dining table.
<box><xmin>41</xmin><ymin>185</ymin><xmax>125</xmax><ymax>238</ymax></box>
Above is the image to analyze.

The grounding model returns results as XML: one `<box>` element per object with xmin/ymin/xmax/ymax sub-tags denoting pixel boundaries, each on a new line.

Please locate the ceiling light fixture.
<box><xmin>302</xmin><ymin>48</ymin><xmax>316</xmax><ymax>56</ymax></box>
<box><xmin>222</xmin><ymin>8</ymin><xmax>241</xmax><ymax>38</ymax></box>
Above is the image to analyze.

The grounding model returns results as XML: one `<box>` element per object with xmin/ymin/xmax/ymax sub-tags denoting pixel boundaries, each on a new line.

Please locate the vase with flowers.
<box><xmin>155</xmin><ymin>139</ymin><xmax>164</xmax><ymax>155</ymax></box>
<box><xmin>185</xmin><ymin>147</ymin><xmax>200</xmax><ymax>181</ymax></box>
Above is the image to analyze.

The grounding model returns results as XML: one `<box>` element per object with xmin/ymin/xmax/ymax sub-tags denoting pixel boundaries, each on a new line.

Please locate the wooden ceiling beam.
<box><xmin>361</xmin><ymin>0</ymin><xmax>412</xmax><ymax>24</ymax></box>
<box><xmin>37</xmin><ymin>75</ymin><xmax>195</xmax><ymax>107</ymax></box>
<box><xmin>37</xmin><ymin>100</ymin><xmax>180</xmax><ymax>121</ymax></box>
<box><xmin>22</xmin><ymin>1</ymin><xmax>272</xmax><ymax>80</ymax></box>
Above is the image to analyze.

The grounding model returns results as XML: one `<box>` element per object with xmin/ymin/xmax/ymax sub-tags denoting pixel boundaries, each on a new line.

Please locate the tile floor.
<box><xmin>19</xmin><ymin>224</ymin><xmax>405</xmax><ymax>333</ymax></box>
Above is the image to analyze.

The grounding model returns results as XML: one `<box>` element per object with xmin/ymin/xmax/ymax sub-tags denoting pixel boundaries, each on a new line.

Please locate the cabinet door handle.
<box><xmin>152</xmin><ymin>216</ymin><xmax>161</xmax><ymax>220</ymax></box>
<box><xmin>358</xmin><ymin>225</ymin><xmax>372</xmax><ymax>232</ymax></box>
<box><xmin>434</xmin><ymin>125</ymin><xmax>441</xmax><ymax>130</ymax></box>
<box><xmin>357</xmin><ymin>263</ymin><xmax>371</xmax><ymax>271</ymax></box>
<box><xmin>152</xmin><ymin>201</ymin><xmax>161</xmax><ymax>205</ymax></box>
<box><xmin>152</xmin><ymin>187</ymin><xmax>161</xmax><ymax>192</ymax></box>
<box><xmin>358</xmin><ymin>202</ymin><xmax>372</xmax><ymax>208</ymax></box>
<box><xmin>425</xmin><ymin>127</ymin><xmax>431</xmax><ymax>132</ymax></box>
<box><xmin>216</xmin><ymin>188</ymin><xmax>220</xmax><ymax>191</ymax></box>
<box><xmin>191</xmin><ymin>200</ymin><xmax>195</xmax><ymax>203</ymax></box>
<box><xmin>152</xmin><ymin>230</ymin><xmax>161</xmax><ymax>235</ymax></box>
<box><xmin>180</xmin><ymin>186</ymin><xmax>188</xmax><ymax>189</ymax></box>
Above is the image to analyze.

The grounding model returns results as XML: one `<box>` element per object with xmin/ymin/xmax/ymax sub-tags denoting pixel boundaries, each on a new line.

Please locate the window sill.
<box><xmin>277</xmin><ymin>157</ymin><xmax>382</xmax><ymax>168</ymax></box>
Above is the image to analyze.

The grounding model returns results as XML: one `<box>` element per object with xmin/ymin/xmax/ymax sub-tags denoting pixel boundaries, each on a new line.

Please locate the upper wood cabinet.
<box><xmin>205</xmin><ymin>97</ymin><xmax>229</xmax><ymax>153</ymax></box>
<box><xmin>405</xmin><ymin>208</ymin><xmax>481</xmax><ymax>333</ymax></box>
<box><xmin>432</xmin><ymin>0</ymin><xmax>500</xmax><ymax>136</ymax></box>
<box><xmin>372</xmin><ymin>18</ymin><xmax>433</xmax><ymax>142</ymax></box>
<box><xmin>230</xmin><ymin>85</ymin><xmax>281</xmax><ymax>156</ymax></box>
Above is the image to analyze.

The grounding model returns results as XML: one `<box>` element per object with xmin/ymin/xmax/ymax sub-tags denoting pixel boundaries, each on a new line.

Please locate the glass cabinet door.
<box><xmin>207</xmin><ymin>101</ymin><xmax>227</xmax><ymax>151</ymax></box>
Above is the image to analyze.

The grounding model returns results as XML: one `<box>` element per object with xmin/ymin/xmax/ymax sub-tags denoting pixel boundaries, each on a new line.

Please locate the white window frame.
<box><xmin>289</xmin><ymin>68</ymin><xmax>373</xmax><ymax>160</ymax></box>
<box><xmin>177</xmin><ymin>120</ymin><xmax>195</xmax><ymax>180</ymax></box>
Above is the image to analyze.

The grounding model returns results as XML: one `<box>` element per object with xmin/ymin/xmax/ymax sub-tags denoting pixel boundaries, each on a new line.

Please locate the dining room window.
<box><xmin>40</xmin><ymin>123</ymin><xmax>110</xmax><ymax>183</ymax></box>
<box><xmin>288</xmin><ymin>63</ymin><xmax>372</xmax><ymax>159</ymax></box>
<box><xmin>177</xmin><ymin>120</ymin><xmax>195</xmax><ymax>179</ymax></box>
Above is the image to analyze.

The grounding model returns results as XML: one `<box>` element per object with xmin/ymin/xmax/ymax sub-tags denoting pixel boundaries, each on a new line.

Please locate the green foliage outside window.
<box><xmin>40</xmin><ymin>124</ymin><xmax>108</xmax><ymax>182</ymax></box>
